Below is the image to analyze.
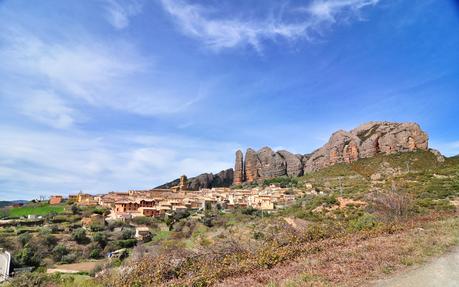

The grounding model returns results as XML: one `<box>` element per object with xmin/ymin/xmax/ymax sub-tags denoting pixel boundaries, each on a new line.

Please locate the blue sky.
<box><xmin>1</xmin><ymin>0</ymin><xmax>458</xmax><ymax>200</ymax></box>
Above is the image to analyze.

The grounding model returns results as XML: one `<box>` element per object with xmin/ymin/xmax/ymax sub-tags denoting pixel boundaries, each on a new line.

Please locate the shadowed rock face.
<box><xmin>234</xmin><ymin>122</ymin><xmax>430</xmax><ymax>183</ymax></box>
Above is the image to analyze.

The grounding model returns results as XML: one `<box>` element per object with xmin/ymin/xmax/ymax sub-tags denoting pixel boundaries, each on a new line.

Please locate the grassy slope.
<box><xmin>7</xmin><ymin>203</ymin><xmax>66</xmax><ymax>217</ymax></box>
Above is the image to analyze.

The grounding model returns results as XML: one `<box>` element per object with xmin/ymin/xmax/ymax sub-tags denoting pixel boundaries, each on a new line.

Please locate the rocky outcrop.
<box><xmin>156</xmin><ymin>168</ymin><xmax>234</xmax><ymax>191</ymax></box>
<box><xmin>244</xmin><ymin>148</ymin><xmax>260</xmax><ymax>183</ymax></box>
<box><xmin>236</xmin><ymin>147</ymin><xmax>305</xmax><ymax>183</ymax></box>
<box><xmin>234</xmin><ymin>122</ymin><xmax>430</xmax><ymax>183</ymax></box>
<box><xmin>257</xmin><ymin>147</ymin><xmax>287</xmax><ymax>179</ymax></box>
<box><xmin>234</xmin><ymin>150</ymin><xmax>244</xmax><ymax>185</ymax></box>
<box><xmin>160</xmin><ymin>122</ymin><xmax>433</xmax><ymax>187</ymax></box>
<box><xmin>278</xmin><ymin>150</ymin><xmax>303</xmax><ymax>177</ymax></box>
<box><xmin>304</xmin><ymin>122</ymin><xmax>429</xmax><ymax>172</ymax></box>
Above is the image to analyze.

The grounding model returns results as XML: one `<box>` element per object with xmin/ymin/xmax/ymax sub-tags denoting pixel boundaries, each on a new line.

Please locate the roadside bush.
<box><xmin>4</xmin><ymin>272</ymin><xmax>56</xmax><ymax>287</ymax></box>
<box><xmin>348</xmin><ymin>213</ymin><xmax>379</xmax><ymax>231</ymax></box>
<box><xmin>369</xmin><ymin>191</ymin><xmax>412</xmax><ymax>221</ymax></box>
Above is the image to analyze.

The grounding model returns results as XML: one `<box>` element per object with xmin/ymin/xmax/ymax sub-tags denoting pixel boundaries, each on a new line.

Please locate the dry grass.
<box><xmin>217</xmin><ymin>213</ymin><xmax>459</xmax><ymax>287</ymax></box>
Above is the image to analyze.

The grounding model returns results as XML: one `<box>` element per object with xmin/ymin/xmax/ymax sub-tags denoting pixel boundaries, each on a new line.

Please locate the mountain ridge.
<box><xmin>157</xmin><ymin>121</ymin><xmax>441</xmax><ymax>190</ymax></box>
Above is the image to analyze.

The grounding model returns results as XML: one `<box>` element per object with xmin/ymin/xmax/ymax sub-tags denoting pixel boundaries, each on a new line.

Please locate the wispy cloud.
<box><xmin>0</xmin><ymin>126</ymin><xmax>236</xmax><ymax>200</ymax></box>
<box><xmin>306</xmin><ymin>0</ymin><xmax>379</xmax><ymax>22</ymax></box>
<box><xmin>159</xmin><ymin>0</ymin><xmax>379</xmax><ymax>51</ymax></box>
<box><xmin>103</xmin><ymin>0</ymin><xmax>143</xmax><ymax>29</ymax></box>
<box><xmin>0</xmin><ymin>26</ymin><xmax>203</xmax><ymax>119</ymax></box>
<box><xmin>18</xmin><ymin>90</ymin><xmax>79</xmax><ymax>129</ymax></box>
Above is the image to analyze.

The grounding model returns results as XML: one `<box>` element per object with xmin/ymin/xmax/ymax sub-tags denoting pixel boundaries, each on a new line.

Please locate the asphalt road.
<box><xmin>373</xmin><ymin>247</ymin><xmax>459</xmax><ymax>287</ymax></box>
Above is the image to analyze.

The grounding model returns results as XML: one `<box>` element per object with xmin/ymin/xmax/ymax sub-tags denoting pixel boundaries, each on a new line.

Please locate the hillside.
<box><xmin>7</xmin><ymin>150</ymin><xmax>454</xmax><ymax>286</ymax></box>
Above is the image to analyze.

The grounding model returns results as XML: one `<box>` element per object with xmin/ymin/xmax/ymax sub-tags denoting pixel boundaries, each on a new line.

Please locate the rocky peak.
<box><xmin>304</xmin><ymin>121</ymin><xmax>429</xmax><ymax>172</ymax></box>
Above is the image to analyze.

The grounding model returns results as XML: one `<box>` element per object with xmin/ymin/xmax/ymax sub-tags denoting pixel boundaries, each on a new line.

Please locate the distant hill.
<box><xmin>0</xmin><ymin>200</ymin><xmax>28</xmax><ymax>208</ymax></box>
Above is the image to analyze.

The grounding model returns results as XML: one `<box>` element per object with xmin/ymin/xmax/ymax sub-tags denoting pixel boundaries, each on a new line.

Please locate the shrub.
<box><xmin>369</xmin><ymin>191</ymin><xmax>412</xmax><ymax>221</ymax></box>
<box><xmin>415</xmin><ymin>198</ymin><xmax>455</xmax><ymax>211</ymax></box>
<box><xmin>72</xmin><ymin>228</ymin><xmax>90</xmax><ymax>244</ymax></box>
<box><xmin>117</xmin><ymin>239</ymin><xmax>137</xmax><ymax>248</ymax></box>
<box><xmin>240</xmin><ymin>206</ymin><xmax>261</xmax><ymax>216</ymax></box>
<box><xmin>61</xmin><ymin>253</ymin><xmax>77</xmax><ymax>264</ymax></box>
<box><xmin>18</xmin><ymin>232</ymin><xmax>32</xmax><ymax>248</ymax></box>
<box><xmin>70</xmin><ymin>203</ymin><xmax>80</xmax><ymax>215</ymax></box>
<box><xmin>14</xmin><ymin>244</ymin><xmax>42</xmax><ymax>267</ymax></box>
<box><xmin>89</xmin><ymin>246</ymin><xmax>103</xmax><ymax>259</ymax></box>
<box><xmin>121</xmin><ymin>228</ymin><xmax>135</xmax><ymax>240</ymax></box>
<box><xmin>131</xmin><ymin>216</ymin><xmax>158</xmax><ymax>227</ymax></box>
<box><xmin>90</xmin><ymin>224</ymin><xmax>105</xmax><ymax>232</ymax></box>
<box><xmin>52</xmin><ymin>244</ymin><xmax>69</xmax><ymax>262</ymax></box>
<box><xmin>348</xmin><ymin>213</ymin><xmax>379</xmax><ymax>231</ymax></box>
<box><xmin>93</xmin><ymin>232</ymin><xmax>108</xmax><ymax>248</ymax></box>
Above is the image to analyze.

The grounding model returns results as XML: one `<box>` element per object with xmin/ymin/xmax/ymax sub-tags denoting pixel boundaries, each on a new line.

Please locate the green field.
<box><xmin>7</xmin><ymin>203</ymin><xmax>66</xmax><ymax>217</ymax></box>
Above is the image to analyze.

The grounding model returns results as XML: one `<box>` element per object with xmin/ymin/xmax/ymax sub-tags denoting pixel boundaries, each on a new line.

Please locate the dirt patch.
<box><xmin>48</xmin><ymin>259</ymin><xmax>107</xmax><ymax>273</ymax></box>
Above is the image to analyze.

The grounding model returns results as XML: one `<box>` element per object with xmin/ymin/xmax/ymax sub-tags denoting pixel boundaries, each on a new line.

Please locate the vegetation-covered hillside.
<box><xmin>3</xmin><ymin>151</ymin><xmax>459</xmax><ymax>287</ymax></box>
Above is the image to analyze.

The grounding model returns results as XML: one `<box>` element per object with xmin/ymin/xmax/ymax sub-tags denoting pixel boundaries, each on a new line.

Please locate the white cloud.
<box><xmin>0</xmin><ymin>126</ymin><xmax>237</xmax><ymax>200</ymax></box>
<box><xmin>0</xmin><ymin>27</ymin><xmax>203</xmax><ymax>118</ymax></box>
<box><xmin>103</xmin><ymin>0</ymin><xmax>143</xmax><ymax>29</ymax></box>
<box><xmin>18</xmin><ymin>90</ymin><xmax>78</xmax><ymax>129</ymax></box>
<box><xmin>159</xmin><ymin>0</ymin><xmax>379</xmax><ymax>51</ymax></box>
<box><xmin>307</xmin><ymin>0</ymin><xmax>379</xmax><ymax>22</ymax></box>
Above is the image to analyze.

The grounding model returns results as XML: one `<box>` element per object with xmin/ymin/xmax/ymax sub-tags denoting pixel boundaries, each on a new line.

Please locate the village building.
<box><xmin>49</xmin><ymin>195</ymin><xmax>63</xmax><ymax>205</ymax></box>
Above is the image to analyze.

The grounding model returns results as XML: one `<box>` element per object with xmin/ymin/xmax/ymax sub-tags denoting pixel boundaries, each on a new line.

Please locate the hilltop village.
<box><xmin>67</xmin><ymin>176</ymin><xmax>299</xmax><ymax>220</ymax></box>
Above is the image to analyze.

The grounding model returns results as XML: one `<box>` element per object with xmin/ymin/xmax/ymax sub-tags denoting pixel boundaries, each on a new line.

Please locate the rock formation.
<box><xmin>233</xmin><ymin>122</ymin><xmax>430</xmax><ymax>184</ymax></box>
<box><xmin>156</xmin><ymin>168</ymin><xmax>234</xmax><ymax>191</ymax></box>
<box><xmin>303</xmin><ymin>122</ymin><xmax>429</xmax><ymax>172</ymax></box>
<box><xmin>160</xmin><ymin>122</ymin><xmax>434</xmax><ymax>188</ymax></box>
<box><xmin>234</xmin><ymin>150</ymin><xmax>244</xmax><ymax>185</ymax></box>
